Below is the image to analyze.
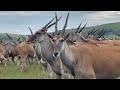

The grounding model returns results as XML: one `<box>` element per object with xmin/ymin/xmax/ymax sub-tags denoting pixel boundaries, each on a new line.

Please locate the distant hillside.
<box><xmin>1</xmin><ymin>22</ymin><xmax>120</xmax><ymax>42</ymax></box>
<box><xmin>0</xmin><ymin>33</ymin><xmax>28</xmax><ymax>42</ymax></box>
<box><xmin>65</xmin><ymin>22</ymin><xmax>120</xmax><ymax>39</ymax></box>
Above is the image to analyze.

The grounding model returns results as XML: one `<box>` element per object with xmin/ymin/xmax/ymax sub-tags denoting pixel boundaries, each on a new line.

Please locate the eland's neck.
<box><xmin>40</xmin><ymin>35</ymin><xmax>54</xmax><ymax>64</ymax></box>
<box><xmin>60</xmin><ymin>42</ymin><xmax>74</xmax><ymax>75</ymax></box>
<box><xmin>76</xmin><ymin>34</ymin><xmax>88</xmax><ymax>43</ymax></box>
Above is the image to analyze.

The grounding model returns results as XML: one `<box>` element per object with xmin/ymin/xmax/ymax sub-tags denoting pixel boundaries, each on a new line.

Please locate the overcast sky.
<box><xmin>0</xmin><ymin>11</ymin><xmax>120</xmax><ymax>35</ymax></box>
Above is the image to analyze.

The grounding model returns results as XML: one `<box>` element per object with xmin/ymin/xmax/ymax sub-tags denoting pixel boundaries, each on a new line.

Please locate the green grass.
<box><xmin>0</xmin><ymin>61</ymin><xmax>119</xmax><ymax>79</ymax></box>
<box><xmin>0</xmin><ymin>62</ymin><xmax>55</xmax><ymax>79</ymax></box>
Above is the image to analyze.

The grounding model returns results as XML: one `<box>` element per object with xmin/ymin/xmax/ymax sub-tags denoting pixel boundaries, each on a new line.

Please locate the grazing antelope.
<box><xmin>15</xmin><ymin>42</ymin><xmax>35</xmax><ymax>68</ymax></box>
<box><xmin>4</xmin><ymin>41</ymin><xmax>16</xmax><ymax>63</ymax></box>
<box><xmin>0</xmin><ymin>39</ymin><xmax>17</xmax><ymax>66</ymax></box>
<box><xmin>0</xmin><ymin>43</ymin><xmax>7</xmax><ymax>66</ymax></box>
<box><xmin>6</xmin><ymin>33</ymin><xmax>36</xmax><ymax>68</ymax></box>
<box><xmin>47</xmin><ymin>12</ymin><xmax>120</xmax><ymax>79</ymax></box>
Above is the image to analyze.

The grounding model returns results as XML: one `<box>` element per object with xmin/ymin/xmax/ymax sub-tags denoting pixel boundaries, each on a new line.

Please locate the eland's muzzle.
<box><xmin>53</xmin><ymin>52</ymin><xmax>59</xmax><ymax>57</ymax></box>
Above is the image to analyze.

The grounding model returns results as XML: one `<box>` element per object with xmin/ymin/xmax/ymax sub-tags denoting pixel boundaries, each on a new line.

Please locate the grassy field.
<box><xmin>0</xmin><ymin>62</ymin><xmax>56</xmax><ymax>79</ymax></box>
<box><xmin>0</xmin><ymin>62</ymin><xmax>120</xmax><ymax>79</ymax></box>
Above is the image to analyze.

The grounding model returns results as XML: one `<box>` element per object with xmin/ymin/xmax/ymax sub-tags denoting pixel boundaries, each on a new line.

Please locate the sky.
<box><xmin>0</xmin><ymin>11</ymin><xmax>120</xmax><ymax>35</ymax></box>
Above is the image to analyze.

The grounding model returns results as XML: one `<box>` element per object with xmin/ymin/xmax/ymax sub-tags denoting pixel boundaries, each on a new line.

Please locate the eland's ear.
<box><xmin>47</xmin><ymin>33</ymin><xmax>53</xmax><ymax>39</ymax></box>
<box><xmin>53</xmin><ymin>32</ymin><xmax>55</xmax><ymax>36</ymax></box>
<box><xmin>41</xmin><ymin>28</ymin><xmax>46</xmax><ymax>32</ymax></box>
<box><xmin>57</xmin><ymin>31</ymin><xmax>60</xmax><ymax>35</ymax></box>
<box><xmin>64</xmin><ymin>33</ymin><xmax>70</xmax><ymax>40</ymax></box>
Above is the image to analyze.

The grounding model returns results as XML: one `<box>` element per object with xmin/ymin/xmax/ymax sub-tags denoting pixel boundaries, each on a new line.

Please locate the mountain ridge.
<box><xmin>1</xmin><ymin>22</ymin><xmax>120</xmax><ymax>42</ymax></box>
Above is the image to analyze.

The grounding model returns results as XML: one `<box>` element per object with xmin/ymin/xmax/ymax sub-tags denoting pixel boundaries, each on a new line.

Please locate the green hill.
<box><xmin>65</xmin><ymin>22</ymin><xmax>120</xmax><ymax>39</ymax></box>
<box><xmin>0</xmin><ymin>33</ymin><xmax>28</xmax><ymax>43</ymax></box>
<box><xmin>1</xmin><ymin>22</ymin><xmax>120</xmax><ymax>42</ymax></box>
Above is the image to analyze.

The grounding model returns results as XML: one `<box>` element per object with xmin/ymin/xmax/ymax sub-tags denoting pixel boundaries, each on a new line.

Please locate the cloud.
<box><xmin>87</xmin><ymin>11</ymin><xmax>120</xmax><ymax>20</ymax></box>
<box><xmin>0</xmin><ymin>11</ymin><xmax>42</xmax><ymax>16</ymax></box>
<box><xmin>0</xmin><ymin>11</ymin><xmax>120</xmax><ymax>35</ymax></box>
<box><xmin>0</xmin><ymin>11</ymin><xmax>69</xmax><ymax>16</ymax></box>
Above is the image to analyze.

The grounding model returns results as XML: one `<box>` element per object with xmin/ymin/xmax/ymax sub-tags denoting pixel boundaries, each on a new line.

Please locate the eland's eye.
<box><xmin>37</xmin><ymin>32</ymin><xmax>41</xmax><ymax>35</ymax></box>
<box><xmin>52</xmin><ymin>39</ymin><xmax>55</xmax><ymax>42</ymax></box>
<box><xmin>61</xmin><ymin>39</ymin><xmax>64</xmax><ymax>42</ymax></box>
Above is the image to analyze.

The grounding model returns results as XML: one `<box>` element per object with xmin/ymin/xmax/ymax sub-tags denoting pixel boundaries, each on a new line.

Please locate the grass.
<box><xmin>0</xmin><ymin>61</ymin><xmax>120</xmax><ymax>79</ymax></box>
<box><xmin>0</xmin><ymin>62</ymin><xmax>55</xmax><ymax>79</ymax></box>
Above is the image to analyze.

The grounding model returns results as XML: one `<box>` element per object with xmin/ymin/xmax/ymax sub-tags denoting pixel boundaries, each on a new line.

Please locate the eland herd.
<box><xmin>1</xmin><ymin>12</ymin><xmax>120</xmax><ymax>79</ymax></box>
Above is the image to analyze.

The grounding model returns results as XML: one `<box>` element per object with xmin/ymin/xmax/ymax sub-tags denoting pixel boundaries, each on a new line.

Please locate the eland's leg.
<box><xmin>20</xmin><ymin>56</ymin><xmax>27</xmax><ymax>69</ymax></box>
<box><xmin>42</xmin><ymin>64</ymin><xmax>47</xmax><ymax>79</ymax></box>
<box><xmin>55</xmin><ymin>73</ymin><xmax>62</xmax><ymax>79</ymax></box>
<box><xmin>3</xmin><ymin>58</ymin><xmax>8</xmax><ymax>67</ymax></box>
<box><xmin>62</xmin><ymin>73</ymin><xmax>72</xmax><ymax>79</ymax></box>
<box><xmin>16</xmin><ymin>56</ymin><xmax>20</xmax><ymax>68</ymax></box>
<box><xmin>11</xmin><ymin>56</ymin><xmax>16</xmax><ymax>64</ymax></box>
<box><xmin>47</xmin><ymin>63</ymin><xmax>53</xmax><ymax>79</ymax></box>
<box><xmin>0</xmin><ymin>55</ymin><xmax>8</xmax><ymax>66</ymax></box>
<box><xmin>40</xmin><ymin>58</ymin><xmax>48</xmax><ymax>79</ymax></box>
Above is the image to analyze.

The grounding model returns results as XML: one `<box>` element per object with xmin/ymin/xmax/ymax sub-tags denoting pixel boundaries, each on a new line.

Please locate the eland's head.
<box><xmin>48</xmin><ymin>12</ymin><xmax>70</xmax><ymax>57</ymax></box>
<box><xmin>28</xmin><ymin>16</ymin><xmax>62</xmax><ymax>44</ymax></box>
